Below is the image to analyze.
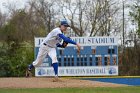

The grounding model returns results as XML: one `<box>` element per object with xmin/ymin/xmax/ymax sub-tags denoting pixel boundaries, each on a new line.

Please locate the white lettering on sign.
<box><xmin>35</xmin><ymin>37</ymin><xmax>118</xmax><ymax>47</ymax></box>
<box><xmin>70</xmin><ymin>37</ymin><xmax>117</xmax><ymax>46</ymax></box>
<box><xmin>35</xmin><ymin>38</ymin><xmax>44</xmax><ymax>47</ymax></box>
<box><xmin>35</xmin><ymin>66</ymin><xmax>118</xmax><ymax>76</ymax></box>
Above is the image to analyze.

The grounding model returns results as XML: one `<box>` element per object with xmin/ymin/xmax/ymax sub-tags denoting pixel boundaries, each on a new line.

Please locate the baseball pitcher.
<box><xmin>26</xmin><ymin>19</ymin><xmax>81</xmax><ymax>81</ymax></box>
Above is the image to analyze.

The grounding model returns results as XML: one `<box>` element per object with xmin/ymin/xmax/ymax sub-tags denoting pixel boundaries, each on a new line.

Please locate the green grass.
<box><xmin>0</xmin><ymin>87</ymin><xmax>140</xmax><ymax>93</ymax></box>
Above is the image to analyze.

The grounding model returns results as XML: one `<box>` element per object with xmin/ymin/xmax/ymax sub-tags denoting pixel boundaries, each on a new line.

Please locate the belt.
<box><xmin>43</xmin><ymin>43</ymin><xmax>47</xmax><ymax>46</ymax></box>
<box><xmin>43</xmin><ymin>43</ymin><xmax>53</xmax><ymax>48</ymax></box>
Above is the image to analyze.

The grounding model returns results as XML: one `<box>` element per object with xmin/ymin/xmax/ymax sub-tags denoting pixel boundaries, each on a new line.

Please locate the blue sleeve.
<box><xmin>58</xmin><ymin>34</ymin><xmax>77</xmax><ymax>45</ymax></box>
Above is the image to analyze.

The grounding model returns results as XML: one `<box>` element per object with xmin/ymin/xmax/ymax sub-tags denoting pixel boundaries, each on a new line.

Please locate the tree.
<box><xmin>0</xmin><ymin>11</ymin><xmax>7</xmax><ymax>41</ymax></box>
<box><xmin>58</xmin><ymin>0</ymin><xmax>90</xmax><ymax>36</ymax></box>
<box><xmin>129</xmin><ymin>0</ymin><xmax>140</xmax><ymax>37</ymax></box>
<box><xmin>58</xmin><ymin>0</ymin><xmax>121</xmax><ymax>37</ymax></box>
<box><xmin>28</xmin><ymin>0</ymin><xmax>58</xmax><ymax>34</ymax></box>
<box><xmin>0</xmin><ymin>6</ymin><xmax>39</xmax><ymax>77</ymax></box>
<box><xmin>1</xmin><ymin>9</ymin><xmax>47</xmax><ymax>42</ymax></box>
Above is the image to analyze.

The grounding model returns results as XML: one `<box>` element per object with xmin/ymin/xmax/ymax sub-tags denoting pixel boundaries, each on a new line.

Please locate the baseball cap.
<box><xmin>60</xmin><ymin>20</ymin><xmax>70</xmax><ymax>27</ymax></box>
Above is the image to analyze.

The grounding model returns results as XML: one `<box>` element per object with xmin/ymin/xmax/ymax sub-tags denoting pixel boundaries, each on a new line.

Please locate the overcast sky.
<box><xmin>0</xmin><ymin>0</ymin><xmax>28</xmax><ymax>13</ymax></box>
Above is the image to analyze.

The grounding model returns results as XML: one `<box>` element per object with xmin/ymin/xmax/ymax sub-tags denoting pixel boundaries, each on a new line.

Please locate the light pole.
<box><xmin>122</xmin><ymin>0</ymin><xmax>125</xmax><ymax>47</ymax></box>
<box><xmin>106</xmin><ymin>0</ymin><xmax>111</xmax><ymax>36</ymax></box>
<box><xmin>108</xmin><ymin>17</ymin><xmax>112</xmax><ymax>36</ymax></box>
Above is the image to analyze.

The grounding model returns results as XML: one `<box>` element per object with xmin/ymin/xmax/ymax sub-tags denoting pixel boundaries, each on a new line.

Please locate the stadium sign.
<box><xmin>34</xmin><ymin>37</ymin><xmax>118</xmax><ymax>76</ymax></box>
<box><xmin>35</xmin><ymin>66</ymin><xmax>118</xmax><ymax>76</ymax></box>
<box><xmin>35</xmin><ymin>37</ymin><xmax>118</xmax><ymax>47</ymax></box>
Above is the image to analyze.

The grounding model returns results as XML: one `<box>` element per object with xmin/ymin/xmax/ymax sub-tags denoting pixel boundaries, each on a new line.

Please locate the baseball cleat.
<box><xmin>52</xmin><ymin>76</ymin><xmax>62</xmax><ymax>82</ymax></box>
<box><xmin>26</xmin><ymin>64</ymin><xmax>34</xmax><ymax>78</ymax></box>
<box><xmin>28</xmin><ymin>64</ymin><xmax>34</xmax><ymax>71</ymax></box>
<box><xmin>25</xmin><ymin>69</ymin><xmax>32</xmax><ymax>78</ymax></box>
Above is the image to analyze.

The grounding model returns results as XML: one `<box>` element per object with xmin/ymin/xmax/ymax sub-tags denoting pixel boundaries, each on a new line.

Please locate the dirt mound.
<box><xmin>0</xmin><ymin>77</ymin><xmax>127</xmax><ymax>88</ymax></box>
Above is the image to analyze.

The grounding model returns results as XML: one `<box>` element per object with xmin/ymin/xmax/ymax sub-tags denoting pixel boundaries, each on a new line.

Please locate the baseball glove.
<box><xmin>61</xmin><ymin>37</ymin><xmax>71</xmax><ymax>48</ymax></box>
<box><xmin>61</xmin><ymin>41</ymin><xmax>69</xmax><ymax>48</ymax></box>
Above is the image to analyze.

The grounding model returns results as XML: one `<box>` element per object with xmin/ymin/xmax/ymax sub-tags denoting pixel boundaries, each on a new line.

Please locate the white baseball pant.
<box><xmin>32</xmin><ymin>44</ymin><xmax>58</xmax><ymax>66</ymax></box>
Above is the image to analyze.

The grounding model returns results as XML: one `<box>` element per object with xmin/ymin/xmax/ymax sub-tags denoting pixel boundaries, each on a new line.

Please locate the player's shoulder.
<box><xmin>51</xmin><ymin>27</ymin><xmax>62</xmax><ymax>34</ymax></box>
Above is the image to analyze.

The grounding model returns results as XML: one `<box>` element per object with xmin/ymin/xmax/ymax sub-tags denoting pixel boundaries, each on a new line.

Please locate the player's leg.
<box><xmin>48</xmin><ymin>48</ymin><xmax>58</xmax><ymax>77</ymax></box>
<box><xmin>26</xmin><ymin>45</ymin><xmax>49</xmax><ymax>77</ymax></box>
<box><xmin>28</xmin><ymin>45</ymin><xmax>49</xmax><ymax>71</ymax></box>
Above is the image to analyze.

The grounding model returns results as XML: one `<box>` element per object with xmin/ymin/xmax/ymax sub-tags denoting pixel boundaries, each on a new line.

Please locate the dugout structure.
<box><xmin>34</xmin><ymin>37</ymin><xmax>118</xmax><ymax>76</ymax></box>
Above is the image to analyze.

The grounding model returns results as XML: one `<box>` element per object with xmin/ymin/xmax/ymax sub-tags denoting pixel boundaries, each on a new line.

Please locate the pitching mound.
<box><xmin>0</xmin><ymin>77</ymin><xmax>127</xmax><ymax>88</ymax></box>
